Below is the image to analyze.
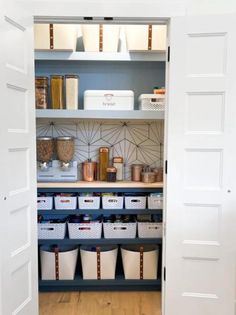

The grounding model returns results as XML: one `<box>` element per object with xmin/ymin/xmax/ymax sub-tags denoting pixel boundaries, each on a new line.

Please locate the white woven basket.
<box><xmin>37</xmin><ymin>196</ymin><xmax>53</xmax><ymax>210</ymax></box>
<box><xmin>55</xmin><ymin>196</ymin><xmax>77</xmax><ymax>210</ymax></box>
<box><xmin>103</xmin><ymin>222</ymin><xmax>136</xmax><ymax>239</ymax></box>
<box><xmin>68</xmin><ymin>222</ymin><xmax>102</xmax><ymax>239</ymax></box>
<box><xmin>138</xmin><ymin>222</ymin><xmax>163</xmax><ymax>238</ymax></box>
<box><xmin>102</xmin><ymin>196</ymin><xmax>124</xmax><ymax>209</ymax></box>
<box><xmin>78</xmin><ymin>196</ymin><xmax>100</xmax><ymax>210</ymax></box>
<box><xmin>148</xmin><ymin>196</ymin><xmax>163</xmax><ymax>210</ymax></box>
<box><xmin>38</xmin><ymin>223</ymin><xmax>66</xmax><ymax>239</ymax></box>
<box><xmin>125</xmin><ymin>196</ymin><xmax>146</xmax><ymax>209</ymax></box>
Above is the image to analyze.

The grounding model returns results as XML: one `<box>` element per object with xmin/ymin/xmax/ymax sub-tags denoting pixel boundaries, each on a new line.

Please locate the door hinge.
<box><xmin>167</xmin><ymin>46</ymin><xmax>170</xmax><ymax>62</ymax></box>
<box><xmin>164</xmin><ymin>267</ymin><xmax>166</xmax><ymax>281</ymax></box>
<box><xmin>165</xmin><ymin>160</ymin><xmax>168</xmax><ymax>174</ymax></box>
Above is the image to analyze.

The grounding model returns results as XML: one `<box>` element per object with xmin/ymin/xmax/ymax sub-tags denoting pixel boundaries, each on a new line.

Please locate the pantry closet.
<box><xmin>1</xmin><ymin>3</ymin><xmax>236</xmax><ymax>315</ymax></box>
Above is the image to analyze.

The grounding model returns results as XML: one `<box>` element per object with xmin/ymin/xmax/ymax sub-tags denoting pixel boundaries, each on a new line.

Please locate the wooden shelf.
<box><xmin>36</xmin><ymin>109</ymin><xmax>165</xmax><ymax>120</ymax></box>
<box><xmin>38</xmin><ymin>209</ymin><xmax>163</xmax><ymax>215</ymax></box>
<box><xmin>35</xmin><ymin>51</ymin><xmax>166</xmax><ymax>62</ymax></box>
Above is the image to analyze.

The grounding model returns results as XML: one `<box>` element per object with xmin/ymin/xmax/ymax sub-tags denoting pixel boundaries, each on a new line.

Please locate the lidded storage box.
<box><xmin>84</xmin><ymin>90</ymin><xmax>134</xmax><ymax>111</ymax></box>
<box><xmin>139</xmin><ymin>94</ymin><xmax>165</xmax><ymax>111</ymax></box>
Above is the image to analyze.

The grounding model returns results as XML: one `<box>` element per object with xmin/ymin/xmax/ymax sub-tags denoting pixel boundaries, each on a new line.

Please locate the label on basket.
<box><xmin>108</xmin><ymin>199</ymin><xmax>118</xmax><ymax>203</ymax></box>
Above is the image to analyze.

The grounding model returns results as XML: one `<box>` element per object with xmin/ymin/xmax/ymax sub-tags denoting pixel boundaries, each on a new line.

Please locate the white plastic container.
<box><xmin>125</xmin><ymin>196</ymin><xmax>146</xmax><ymax>209</ymax></box>
<box><xmin>65</xmin><ymin>75</ymin><xmax>79</xmax><ymax>110</ymax></box>
<box><xmin>80</xmin><ymin>245</ymin><xmax>118</xmax><ymax>279</ymax></box>
<box><xmin>82</xmin><ymin>25</ymin><xmax>120</xmax><ymax>52</ymax></box>
<box><xmin>37</xmin><ymin>196</ymin><xmax>53</xmax><ymax>210</ymax></box>
<box><xmin>40</xmin><ymin>245</ymin><xmax>78</xmax><ymax>280</ymax></box>
<box><xmin>78</xmin><ymin>196</ymin><xmax>100</xmax><ymax>210</ymax></box>
<box><xmin>102</xmin><ymin>196</ymin><xmax>124</xmax><ymax>209</ymax></box>
<box><xmin>68</xmin><ymin>222</ymin><xmax>102</xmax><ymax>239</ymax></box>
<box><xmin>38</xmin><ymin>223</ymin><xmax>66</xmax><ymax>239</ymax></box>
<box><xmin>84</xmin><ymin>90</ymin><xmax>134</xmax><ymax>111</ymax></box>
<box><xmin>121</xmin><ymin>245</ymin><xmax>159</xmax><ymax>279</ymax></box>
<box><xmin>103</xmin><ymin>222</ymin><xmax>136</xmax><ymax>239</ymax></box>
<box><xmin>125</xmin><ymin>25</ymin><xmax>167</xmax><ymax>51</ymax></box>
<box><xmin>139</xmin><ymin>94</ymin><xmax>165</xmax><ymax>111</ymax></box>
<box><xmin>138</xmin><ymin>222</ymin><xmax>163</xmax><ymax>238</ymax></box>
<box><xmin>55</xmin><ymin>196</ymin><xmax>77</xmax><ymax>210</ymax></box>
<box><xmin>34</xmin><ymin>24</ymin><xmax>77</xmax><ymax>51</ymax></box>
<box><xmin>148</xmin><ymin>195</ymin><xmax>163</xmax><ymax>209</ymax></box>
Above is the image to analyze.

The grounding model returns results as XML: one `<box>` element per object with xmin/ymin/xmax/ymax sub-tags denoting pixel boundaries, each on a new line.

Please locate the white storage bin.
<box><xmin>55</xmin><ymin>196</ymin><xmax>77</xmax><ymax>210</ymax></box>
<box><xmin>68</xmin><ymin>222</ymin><xmax>102</xmax><ymax>239</ymax></box>
<box><xmin>138</xmin><ymin>222</ymin><xmax>163</xmax><ymax>238</ymax></box>
<box><xmin>34</xmin><ymin>24</ymin><xmax>77</xmax><ymax>51</ymax></box>
<box><xmin>148</xmin><ymin>195</ymin><xmax>163</xmax><ymax>210</ymax></box>
<box><xmin>102</xmin><ymin>196</ymin><xmax>124</xmax><ymax>209</ymax></box>
<box><xmin>37</xmin><ymin>196</ymin><xmax>53</xmax><ymax>210</ymax></box>
<box><xmin>84</xmin><ymin>90</ymin><xmax>134</xmax><ymax>111</ymax></box>
<box><xmin>125</xmin><ymin>25</ymin><xmax>167</xmax><ymax>51</ymax></box>
<box><xmin>82</xmin><ymin>25</ymin><xmax>120</xmax><ymax>52</ymax></box>
<box><xmin>121</xmin><ymin>245</ymin><xmax>159</xmax><ymax>279</ymax></box>
<box><xmin>40</xmin><ymin>245</ymin><xmax>78</xmax><ymax>280</ymax></box>
<box><xmin>80</xmin><ymin>245</ymin><xmax>118</xmax><ymax>279</ymax></box>
<box><xmin>125</xmin><ymin>196</ymin><xmax>146</xmax><ymax>209</ymax></box>
<box><xmin>38</xmin><ymin>223</ymin><xmax>66</xmax><ymax>239</ymax></box>
<box><xmin>138</xmin><ymin>94</ymin><xmax>165</xmax><ymax>111</ymax></box>
<box><xmin>78</xmin><ymin>196</ymin><xmax>100</xmax><ymax>210</ymax></box>
<box><xmin>103</xmin><ymin>222</ymin><xmax>136</xmax><ymax>239</ymax></box>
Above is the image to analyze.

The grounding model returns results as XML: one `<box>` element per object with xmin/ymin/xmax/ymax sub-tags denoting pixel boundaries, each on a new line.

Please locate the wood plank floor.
<box><xmin>39</xmin><ymin>292</ymin><xmax>162</xmax><ymax>315</ymax></box>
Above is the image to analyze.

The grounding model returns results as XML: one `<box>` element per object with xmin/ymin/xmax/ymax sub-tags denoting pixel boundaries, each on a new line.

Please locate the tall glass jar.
<box><xmin>35</xmin><ymin>76</ymin><xmax>48</xmax><ymax>109</ymax></box>
<box><xmin>51</xmin><ymin>75</ymin><xmax>64</xmax><ymax>109</ymax></box>
<box><xmin>65</xmin><ymin>75</ymin><xmax>79</xmax><ymax>110</ymax></box>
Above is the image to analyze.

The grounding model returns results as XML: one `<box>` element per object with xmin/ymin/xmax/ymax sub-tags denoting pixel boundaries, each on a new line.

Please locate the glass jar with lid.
<box><xmin>35</xmin><ymin>76</ymin><xmax>48</xmax><ymax>109</ymax></box>
<box><xmin>51</xmin><ymin>75</ymin><xmax>64</xmax><ymax>109</ymax></box>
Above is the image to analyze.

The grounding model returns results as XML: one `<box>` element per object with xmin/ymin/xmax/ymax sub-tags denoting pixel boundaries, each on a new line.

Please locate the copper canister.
<box><xmin>99</xmin><ymin>147</ymin><xmax>109</xmax><ymax>181</ymax></box>
<box><xmin>131</xmin><ymin>164</ymin><xmax>144</xmax><ymax>182</ymax></box>
<box><xmin>82</xmin><ymin>160</ymin><xmax>97</xmax><ymax>182</ymax></box>
<box><xmin>51</xmin><ymin>75</ymin><xmax>64</xmax><ymax>109</ymax></box>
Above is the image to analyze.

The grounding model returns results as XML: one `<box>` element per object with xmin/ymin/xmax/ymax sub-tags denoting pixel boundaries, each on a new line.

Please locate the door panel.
<box><xmin>165</xmin><ymin>15</ymin><xmax>236</xmax><ymax>315</ymax></box>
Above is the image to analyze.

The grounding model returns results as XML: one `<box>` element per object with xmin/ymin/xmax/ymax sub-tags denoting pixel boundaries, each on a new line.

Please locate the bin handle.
<box><xmin>78</xmin><ymin>227</ymin><xmax>91</xmax><ymax>230</ymax></box>
<box><xmin>148</xmin><ymin>226</ymin><xmax>158</xmax><ymax>230</ymax></box>
<box><xmin>40</xmin><ymin>227</ymin><xmax>55</xmax><ymax>231</ymax></box>
<box><xmin>130</xmin><ymin>199</ymin><xmax>141</xmax><ymax>203</ymax></box>
<box><xmin>113</xmin><ymin>226</ymin><xmax>127</xmax><ymax>230</ymax></box>
<box><xmin>84</xmin><ymin>199</ymin><xmax>94</xmax><ymax>203</ymax></box>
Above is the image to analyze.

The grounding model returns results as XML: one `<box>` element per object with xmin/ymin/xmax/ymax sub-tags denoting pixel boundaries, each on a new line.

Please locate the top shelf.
<box><xmin>34</xmin><ymin>51</ymin><xmax>166</xmax><ymax>62</ymax></box>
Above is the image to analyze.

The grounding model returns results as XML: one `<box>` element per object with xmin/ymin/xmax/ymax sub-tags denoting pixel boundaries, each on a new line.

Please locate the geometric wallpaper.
<box><xmin>37</xmin><ymin>120</ymin><xmax>164</xmax><ymax>180</ymax></box>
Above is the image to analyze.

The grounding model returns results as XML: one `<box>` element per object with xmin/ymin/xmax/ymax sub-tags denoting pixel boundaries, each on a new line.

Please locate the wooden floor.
<box><xmin>39</xmin><ymin>291</ymin><xmax>162</xmax><ymax>315</ymax></box>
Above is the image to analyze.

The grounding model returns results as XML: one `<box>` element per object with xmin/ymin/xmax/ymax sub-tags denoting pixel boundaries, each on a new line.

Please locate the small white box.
<box><xmin>80</xmin><ymin>245</ymin><xmax>118</xmax><ymax>279</ymax></box>
<box><xmin>37</xmin><ymin>196</ymin><xmax>53</xmax><ymax>210</ymax></box>
<box><xmin>78</xmin><ymin>196</ymin><xmax>100</xmax><ymax>210</ymax></box>
<box><xmin>55</xmin><ymin>196</ymin><xmax>77</xmax><ymax>210</ymax></box>
<box><xmin>138</xmin><ymin>222</ymin><xmax>163</xmax><ymax>238</ymax></box>
<box><xmin>139</xmin><ymin>94</ymin><xmax>165</xmax><ymax>111</ymax></box>
<box><xmin>148</xmin><ymin>195</ymin><xmax>163</xmax><ymax>209</ymax></box>
<box><xmin>84</xmin><ymin>90</ymin><xmax>134</xmax><ymax>111</ymax></box>
<box><xmin>125</xmin><ymin>196</ymin><xmax>146</xmax><ymax>209</ymax></box>
<box><xmin>40</xmin><ymin>245</ymin><xmax>78</xmax><ymax>280</ymax></box>
<box><xmin>102</xmin><ymin>196</ymin><xmax>124</xmax><ymax>209</ymax></box>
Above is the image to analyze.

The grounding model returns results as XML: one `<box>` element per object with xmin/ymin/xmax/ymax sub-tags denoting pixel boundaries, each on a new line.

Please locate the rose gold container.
<box><xmin>82</xmin><ymin>160</ymin><xmax>97</xmax><ymax>182</ymax></box>
<box><xmin>131</xmin><ymin>164</ymin><xmax>144</xmax><ymax>182</ymax></box>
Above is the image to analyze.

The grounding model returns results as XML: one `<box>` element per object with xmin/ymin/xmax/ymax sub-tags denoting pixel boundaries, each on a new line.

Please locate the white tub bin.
<box><xmin>40</xmin><ymin>245</ymin><xmax>78</xmax><ymax>280</ymax></box>
<box><xmin>80</xmin><ymin>245</ymin><xmax>118</xmax><ymax>279</ymax></box>
<box><xmin>138</xmin><ymin>94</ymin><xmax>165</xmax><ymax>111</ymax></box>
<box><xmin>84</xmin><ymin>90</ymin><xmax>134</xmax><ymax>111</ymax></box>
<box><xmin>82</xmin><ymin>25</ymin><xmax>120</xmax><ymax>52</ymax></box>
<box><xmin>121</xmin><ymin>245</ymin><xmax>159</xmax><ymax>279</ymax></box>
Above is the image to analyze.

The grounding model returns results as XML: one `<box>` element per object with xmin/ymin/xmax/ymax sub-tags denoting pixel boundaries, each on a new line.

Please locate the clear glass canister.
<box><xmin>113</xmin><ymin>157</ymin><xmax>123</xmax><ymax>181</ymax></box>
<box><xmin>35</xmin><ymin>76</ymin><xmax>48</xmax><ymax>109</ymax></box>
<box><xmin>51</xmin><ymin>75</ymin><xmax>64</xmax><ymax>109</ymax></box>
<box><xmin>65</xmin><ymin>75</ymin><xmax>79</xmax><ymax>110</ymax></box>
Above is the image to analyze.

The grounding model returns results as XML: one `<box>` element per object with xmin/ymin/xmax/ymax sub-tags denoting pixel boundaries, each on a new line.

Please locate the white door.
<box><xmin>164</xmin><ymin>15</ymin><xmax>236</xmax><ymax>315</ymax></box>
<box><xmin>0</xmin><ymin>2</ymin><xmax>38</xmax><ymax>315</ymax></box>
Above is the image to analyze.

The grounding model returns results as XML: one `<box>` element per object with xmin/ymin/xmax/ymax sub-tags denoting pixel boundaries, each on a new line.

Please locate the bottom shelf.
<box><xmin>39</xmin><ymin>275</ymin><xmax>161</xmax><ymax>292</ymax></box>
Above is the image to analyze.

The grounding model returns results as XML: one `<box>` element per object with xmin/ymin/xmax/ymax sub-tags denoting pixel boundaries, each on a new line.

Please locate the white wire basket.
<box><xmin>125</xmin><ymin>196</ymin><xmax>146</xmax><ymax>209</ymax></box>
<box><xmin>68</xmin><ymin>222</ymin><xmax>102</xmax><ymax>239</ymax></box>
<box><xmin>148</xmin><ymin>196</ymin><xmax>163</xmax><ymax>210</ymax></box>
<box><xmin>102</xmin><ymin>196</ymin><xmax>124</xmax><ymax>209</ymax></box>
<box><xmin>103</xmin><ymin>222</ymin><xmax>137</xmax><ymax>239</ymax></box>
<box><xmin>138</xmin><ymin>222</ymin><xmax>163</xmax><ymax>238</ymax></box>
<box><xmin>37</xmin><ymin>196</ymin><xmax>53</xmax><ymax>210</ymax></box>
<box><xmin>78</xmin><ymin>196</ymin><xmax>100</xmax><ymax>210</ymax></box>
<box><xmin>55</xmin><ymin>196</ymin><xmax>77</xmax><ymax>210</ymax></box>
<box><xmin>38</xmin><ymin>223</ymin><xmax>66</xmax><ymax>239</ymax></box>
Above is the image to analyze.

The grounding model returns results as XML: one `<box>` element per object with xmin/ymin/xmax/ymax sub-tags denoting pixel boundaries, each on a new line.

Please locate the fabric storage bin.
<box><xmin>125</xmin><ymin>196</ymin><xmax>146</xmax><ymax>209</ymax></box>
<box><xmin>55</xmin><ymin>196</ymin><xmax>77</xmax><ymax>210</ymax></box>
<box><xmin>34</xmin><ymin>24</ymin><xmax>77</xmax><ymax>51</ymax></box>
<box><xmin>138</xmin><ymin>222</ymin><xmax>163</xmax><ymax>238</ymax></box>
<box><xmin>138</xmin><ymin>94</ymin><xmax>165</xmax><ymax>111</ymax></box>
<box><xmin>40</xmin><ymin>245</ymin><xmax>78</xmax><ymax>280</ymax></box>
<box><xmin>80</xmin><ymin>245</ymin><xmax>118</xmax><ymax>279</ymax></box>
<box><xmin>125</xmin><ymin>25</ymin><xmax>167</xmax><ymax>51</ymax></box>
<box><xmin>121</xmin><ymin>245</ymin><xmax>159</xmax><ymax>279</ymax></box>
<box><xmin>102</xmin><ymin>196</ymin><xmax>124</xmax><ymax>209</ymax></box>
<box><xmin>82</xmin><ymin>25</ymin><xmax>120</xmax><ymax>52</ymax></box>
<box><xmin>78</xmin><ymin>196</ymin><xmax>100</xmax><ymax>209</ymax></box>
<box><xmin>148</xmin><ymin>195</ymin><xmax>163</xmax><ymax>209</ymax></box>
<box><xmin>103</xmin><ymin>222</ymin><xmax>136</xmax><ymax>239</ymax></box>
<box><xmin>38</xmin><ymin>222</ymin><xmax>66</xmax><ymax>239</ymax></box>
<box><xmin>84</xmin><ymin>90</ymin><xmax>134</xmax><ymax>111</ymax></box>
<box><xmin>37</xmin><ymin>196</ymin><xmax>53</xmax><ymax>210</ymax></box>
<box><xmin>68</xmin><ymin>221</ymin><xmax>102</xmax><ymax>239</ymax></box>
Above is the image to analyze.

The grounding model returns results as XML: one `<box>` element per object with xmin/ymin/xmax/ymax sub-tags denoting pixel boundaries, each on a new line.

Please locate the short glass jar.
<box><xmin>106</xmin><ymin>167</ymin><xmax>117</xmax><ymax>182</ymax></box>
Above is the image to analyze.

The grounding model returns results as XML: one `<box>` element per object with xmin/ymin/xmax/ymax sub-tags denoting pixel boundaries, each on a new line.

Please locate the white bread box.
<box><xmin>81</xmin><ymin>25</ymin><xmax>120</xmax><ymax>52</ymax></box>
<box><xmin>138</xmin><ymin>94</ymin><xmax>165</xmax><ymax>111</ymax></box>
<box><xmin>34</xmin><ymin>24</ymin><xmax>77</xmax><ymax>51</ymax></box>
<box><xmin>84</xmin><ymin>90</ymin><xmax>134</xmax><ymax>110</ymax></box>
<box><xmin>125</xmin><ymin>25</ymin><xmax>166</xmax><ymax>51</ymax></box>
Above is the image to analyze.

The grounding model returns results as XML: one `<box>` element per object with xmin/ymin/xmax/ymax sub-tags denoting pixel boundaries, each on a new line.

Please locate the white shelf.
<box><xmin>36</xmin><ymin>109</ymin><xmax>165</xmax><ymax>120</ymax></box>
<box><xmin>34</xmin><ymin>51</ymin><xmax>166</xmax><ymax>62</ymax></box>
